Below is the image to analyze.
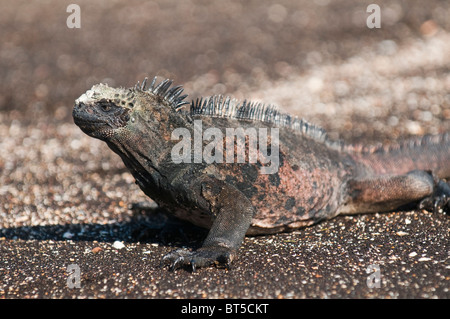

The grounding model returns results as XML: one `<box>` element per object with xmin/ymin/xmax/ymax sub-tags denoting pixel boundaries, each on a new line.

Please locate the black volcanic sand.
<box><xmin>0</xmin><ymin>0</ymin><xmax>449</xmax><ymax>298</ymax></box>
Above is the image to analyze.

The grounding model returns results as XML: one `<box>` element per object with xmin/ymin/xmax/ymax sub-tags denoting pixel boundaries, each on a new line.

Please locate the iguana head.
<box><xmin>73</xmin><ymin>77</ymin><xmax>188</xmax><ymax>141</ymax></box>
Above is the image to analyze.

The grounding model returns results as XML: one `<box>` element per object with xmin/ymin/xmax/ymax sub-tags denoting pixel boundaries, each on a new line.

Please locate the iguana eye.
<box><xmin>100</xmin><ymin>103</ymin><xmax>111</xmax><ymax>112</ymax></box>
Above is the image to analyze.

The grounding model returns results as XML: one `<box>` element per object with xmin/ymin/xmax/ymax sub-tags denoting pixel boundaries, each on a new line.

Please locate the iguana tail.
<box><xmin>349</xmin><ymin>133</ymin><xmax>450</xmax><ymax>178</ymax></box>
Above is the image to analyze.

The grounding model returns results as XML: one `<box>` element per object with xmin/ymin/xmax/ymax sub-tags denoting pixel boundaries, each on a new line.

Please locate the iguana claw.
<box><xmin>419</xmin><ymin>180</ymin><xmax>450</xmax><ymax>214</ymax></box>
<box><xmin>161</xmin><ymin>247</ymin><xmax>234</xmax><ymax>272</ymax></box>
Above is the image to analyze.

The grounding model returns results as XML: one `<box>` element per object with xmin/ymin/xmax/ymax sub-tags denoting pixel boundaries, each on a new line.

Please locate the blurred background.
<box><xmin>0</xmin><ymin>0</ymin><xmax>449</xmax><ymax>299</ymax></box>
<box><xmin>1</xmin><ymin>0</ymin><xmax>449</xmax><ymax>139</ymax></box>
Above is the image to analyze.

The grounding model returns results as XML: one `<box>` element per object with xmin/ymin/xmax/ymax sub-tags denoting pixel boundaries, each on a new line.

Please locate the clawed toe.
<box><xmin>160</xmin><ymin>246</ymin><xmax>234</xmax><ymax>272</ymax></box>
<box><xmin>419</xmin><ymin>180</ymin><xmax>450</xmax><ymax>214</ymax></box>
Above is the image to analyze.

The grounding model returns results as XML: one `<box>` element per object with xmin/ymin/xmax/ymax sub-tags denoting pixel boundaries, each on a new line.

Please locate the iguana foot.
<box><xmin>160</xmin><ymin>246</ymin><xmax>235</xmax><ymax>272</ymax></box>
<box><xmin>419</xmin><ymin>180</ymin><xmax>450</xmax><ymax>214</ymax></box>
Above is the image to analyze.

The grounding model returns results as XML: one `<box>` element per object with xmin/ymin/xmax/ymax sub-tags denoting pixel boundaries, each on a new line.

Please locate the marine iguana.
<box><xmin>73</xmin><ymin>76</ymin><xmax>450</xmax><ymax>271</ymax></box>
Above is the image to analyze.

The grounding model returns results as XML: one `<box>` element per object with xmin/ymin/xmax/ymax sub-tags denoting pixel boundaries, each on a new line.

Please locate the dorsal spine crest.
<box><xmin>191</xmin><ymin>95</ymin><xmax>331</xmax><ymax>147</ymax></box>
<box><xmin>134</xmin><ymin>76</ymin><xmax>189</xmax><ymax>110</ymax></box>
<box><xmin>132</xmin><ymin>77</ymin><xmax>449</xmax><ymax>157</ymax></box>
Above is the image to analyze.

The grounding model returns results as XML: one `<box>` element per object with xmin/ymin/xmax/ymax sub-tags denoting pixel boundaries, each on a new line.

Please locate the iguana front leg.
<box><xmin>161</xmin><ymin>179</ymin><xmax>255</xmax><ymax>271</ymax></box>
<box><xmin>341</xmin><ymin>170</ymin><xmax>450</xmax><ymax>215</ymax></box>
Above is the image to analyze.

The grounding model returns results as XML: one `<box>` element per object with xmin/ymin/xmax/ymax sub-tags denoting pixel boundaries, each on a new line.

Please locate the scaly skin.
<box><xmin>73</xmin><ymin>77</ymin><xmax>450</xmax><ymax>271</ymax></box>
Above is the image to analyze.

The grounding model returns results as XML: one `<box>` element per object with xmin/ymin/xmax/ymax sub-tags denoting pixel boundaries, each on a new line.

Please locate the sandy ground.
<box><xmin>0</xmin><ymin>0</ymin><xmax>449</xmax><ymax>299</ymax></box>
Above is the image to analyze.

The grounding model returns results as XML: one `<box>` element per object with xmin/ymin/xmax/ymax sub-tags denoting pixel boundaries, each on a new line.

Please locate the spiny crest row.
<box><xmin>133</xmin><ymin>78</ymin><xmax>327</xmax><ymax>145</ymax></box>
<box><xmin>135</xmin><ymin>77</ymin><xmax>189</xmax><ymax>110</ymax></box>
<box><xmin>132</xmin><ymin>77</ymin><xmax>449</xmax><ymax>156</ymax></box>
<box><xmin>191</xmin><ymin>95</ymin><xmax>329</xmax><ymax>143</ymax></box>
<box><xmin>133</xmin><ymin>77</ymin><xmax>331</xmax><ymax>145</ymax></box>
